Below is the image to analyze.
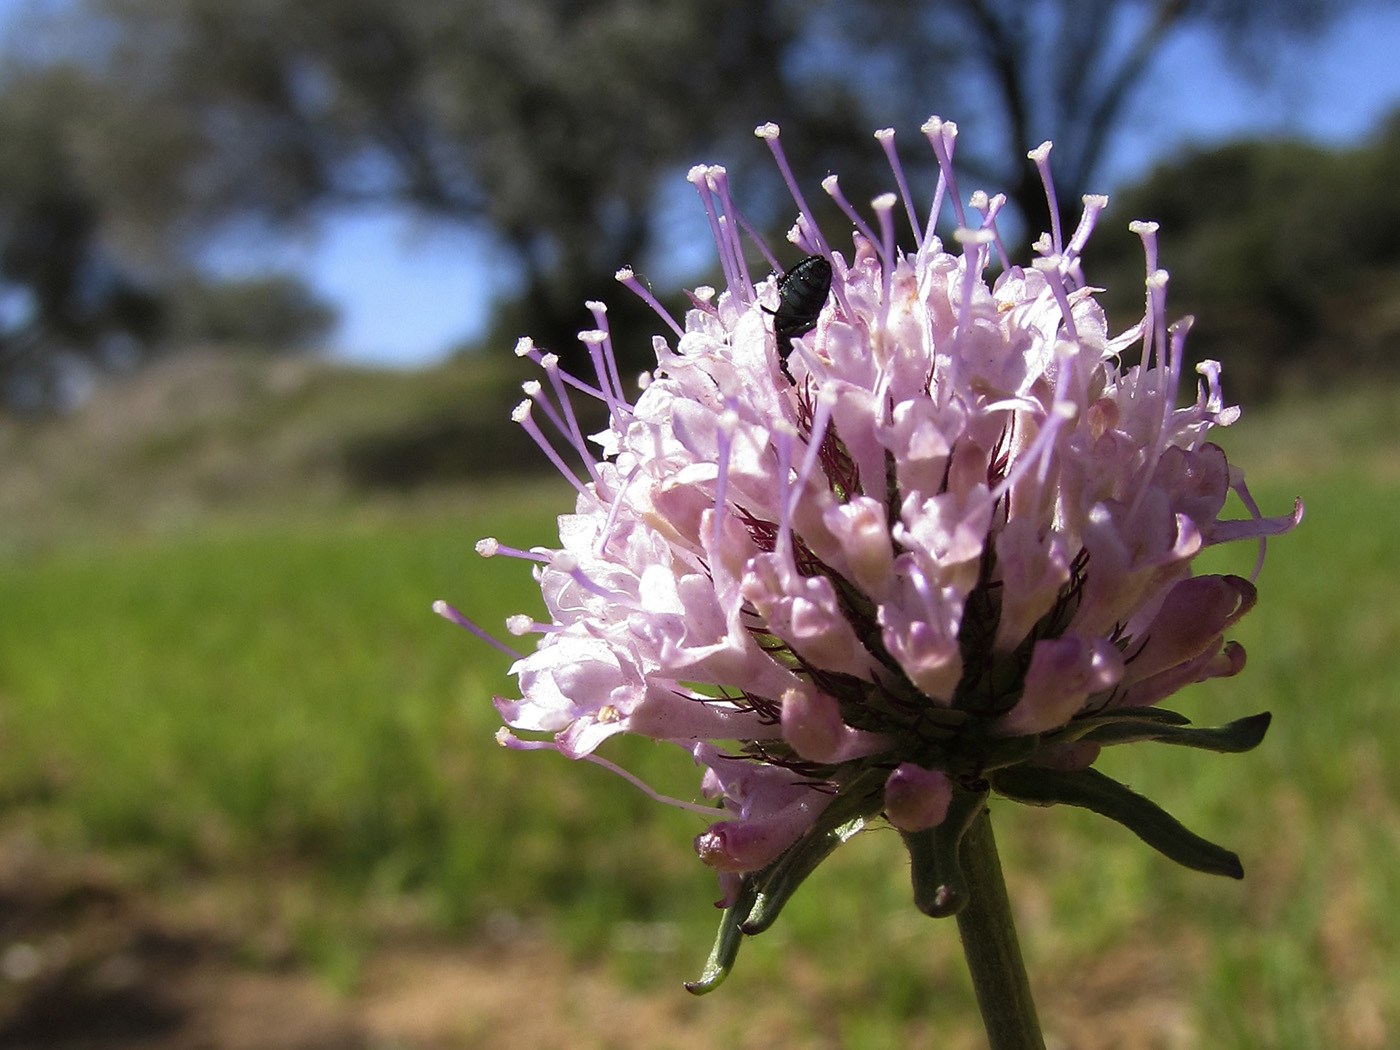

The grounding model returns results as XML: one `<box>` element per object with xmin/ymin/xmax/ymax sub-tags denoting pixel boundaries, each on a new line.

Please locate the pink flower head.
<box><xmin>443</xmin><ymin>119</ymin><xmax>1302</xmax><ymax>986</ymax></box>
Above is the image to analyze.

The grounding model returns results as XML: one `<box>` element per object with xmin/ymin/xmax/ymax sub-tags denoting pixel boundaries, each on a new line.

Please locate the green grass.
<box><xmin>1</xmin><ymin>385</ymin><xmax>1398</xmax><ymax>1047</ymax></box>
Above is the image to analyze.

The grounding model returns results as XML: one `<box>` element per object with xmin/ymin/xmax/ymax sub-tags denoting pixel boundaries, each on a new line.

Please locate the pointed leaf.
<box><xmin>989</xmin><ymin>765</ymin><xmax>1244</xmax><ymax>878</ymax></box>
<box><xmin>1081</xmin><ymin>711</ymin><xmax>1271</xmax><ymax>752</ymax></box>
<box><xmin>1099</xmin><ymin>705</ymin><xmax>1192</xmax><ymax>725</ymax></box>
<box><xmin>734</xmin><ymin>765</ymin><xmax>890</xmax><ymax>935</ymax></box>
<box><xmin>685</xmin><ymin>877</ymin><xmax>760</xmax><ymax>995</ymax></box>
<box><xmin>1050</xmin><ymin>705</ymin><xmax>1193</xmax><ymax>746</ymax></box>
<box><xmin>741</xmin><ymin>814</ymin><xmax>868</xmax><ymax>934</ymax></box>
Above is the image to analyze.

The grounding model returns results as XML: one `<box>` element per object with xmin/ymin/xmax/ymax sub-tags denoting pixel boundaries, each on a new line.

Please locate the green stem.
<box><xmin>954</xmin><ymin>807</ymin><xmax>1046</xmax><ymax>1050</ymax></box>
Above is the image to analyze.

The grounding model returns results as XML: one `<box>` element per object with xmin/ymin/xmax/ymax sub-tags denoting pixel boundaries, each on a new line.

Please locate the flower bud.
<box><xmin>884</xmin><ymin>764</ymin><xmax>953</xmax><ymax>832</ymax></box>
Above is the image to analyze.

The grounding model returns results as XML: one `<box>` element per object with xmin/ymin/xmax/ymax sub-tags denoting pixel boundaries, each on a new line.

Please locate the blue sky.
<box><xmin>1107</xmin><ymin>6</ymin><xmax>1400</xmax><ymax>182</ymax></box>
<box><xmin>5</xmin><ymin>2</ymin><xmax>1400</xmax><ymax>367</ymax></box>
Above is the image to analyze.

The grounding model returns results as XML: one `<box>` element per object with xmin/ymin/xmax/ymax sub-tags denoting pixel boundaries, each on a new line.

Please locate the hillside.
<box><xmin>0</xmin><ymin>349</ymin><xmax>550</xmax><ymax>544</ymax></box>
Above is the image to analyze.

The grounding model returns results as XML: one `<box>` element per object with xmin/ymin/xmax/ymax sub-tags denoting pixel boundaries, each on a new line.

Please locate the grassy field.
<box><xmin>0</xmin><ymin>365</ymin><xmax>1397</xmax><ymax>1048</ymax></box>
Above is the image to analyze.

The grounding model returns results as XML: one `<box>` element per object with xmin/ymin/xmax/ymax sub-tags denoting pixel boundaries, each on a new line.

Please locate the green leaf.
<box><xmin>735</xmin><ymin>765</ymin><xmax>890</xmax><ymax>934</ymax></box>
<box><xmin>902</xmin><ymin>785</ymin><xmax>989</xmax><ymax>918</ymax></box>
<box><xmin>741</xmin><ymin>813</ymin><xmax>870</xmax><ymax>935</ymax></box>
<box><xmin>1049</xmin><ymin>705</ymin><xmax>1193</xmax><ymax>746</ymax></box>
<box><xmin>1080</xmin><ymin>711</ymin><xmax>1271</xmax><ymax>752</ymax></box>
<box><xmin>989</xmin><ymin>765</ymin><xmax>1244</xmax><ymax>878</ymax></box>
<box><xmin>685</xmin><ymin>877</ymin><xmax>760</xmax><ymax>995</ymax></box>
<box><xmin>688</xmin><ymin>767</ymin><xmax>891</xmax><ymax>991</ymax></box>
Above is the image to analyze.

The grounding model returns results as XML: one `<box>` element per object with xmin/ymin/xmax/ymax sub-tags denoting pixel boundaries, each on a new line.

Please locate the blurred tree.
<box><xmin>0</xmin><ymin>59</ymin><xmax>337</xmax><ymax>408</ymax></box>
<box><xmin>166</xmin><ymin>274</ymin><xmax>336</xmax><ymax>352</ymax></box>
<box><xmin>32</xmin><ymin>0</ymin><xmax>874</xmax><ymax>370</ymax></box>
<box><xmin>822</xmin><ymin>0</ymin><xmax>1355</xmax><ymax>238</ymax></box>
<box><xmin>0</xmin><ymin>65</ymin><xmax>163</xmax><ymax>409</ymax></box>
<box><xmin>25</xmin><ymin>1</ymin><xmax>1358</xmax><ymax>351</ymax></box>
<box><xmin>1084</xmin><ymin>109</ymin><xmax>1400</xmax><ymax>400</ymax></box>
<box><xmin>0</xmin><ymin>0</ymin><xmax>1366</xmax><ymax>401</ymax></box>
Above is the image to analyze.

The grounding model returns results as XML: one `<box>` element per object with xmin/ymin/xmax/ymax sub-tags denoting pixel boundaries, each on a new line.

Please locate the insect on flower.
<box><xmin>767</xmin><ymin>253</ymin><xmax>832</xmax><ymax>381</ymax></box>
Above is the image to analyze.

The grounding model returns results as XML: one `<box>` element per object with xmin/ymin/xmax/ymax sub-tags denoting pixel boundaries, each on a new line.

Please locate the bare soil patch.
<box><xmin>0</xmin><ymin>834</ymin><xmax>1222</xmax><ymax>1050</ymax></box>
<box><xmin>0</xmin><ymin>840</ymin><xmax>773</xmax><ymax>1050</ymax></box>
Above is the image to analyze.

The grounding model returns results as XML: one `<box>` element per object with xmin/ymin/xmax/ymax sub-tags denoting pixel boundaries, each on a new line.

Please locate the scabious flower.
<box><xmin>438</xmin><ymin>118</ymin><xmax>1302</xmax><ymax>989</ymax></box>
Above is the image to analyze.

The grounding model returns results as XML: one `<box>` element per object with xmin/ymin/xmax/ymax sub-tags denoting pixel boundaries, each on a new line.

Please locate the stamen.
<box><xmin>874</xmin><ymin>128</ymin><xmax>923</xmax><ymax>250</ymax></box>
<box><xmin>585</xmin><ymin>301</ymin><xmax>629</xmax><ymax>417</ymax></box>
<box><xmin>1145</xmin><ymin>268</ymin><xmax>1170</xmax><ymax>392</ymax></box>
<box><xmin>476</xmin><ymin>537</ymin><xmax>549</xmax><ymax>562</ymax></box>
<box><xmin>689</xmin><ymin>164</ymin><xmax>744</xmax><ymax>297</ymax></box>
<box><xmin>517</xmin><ymin>337</ymin><xmax>610</xmax><ymax>403</ymax></box>
<box><xmin>579</xmin><ymin>330</ymin><xmax>627</xmax><ymax>423</ymax></box>
<box><xmin>872</xmin><ymin>193</ymin><xmax>898</xmax><ymax>335</ymax></box>
<box><xmin>949</xmin><ymin>228</ymin><xmax>994</xmax><ymax>404</ymax></box>
<box><xmin>921</xmin><ymin>116</ymin><xmax>967</xmax><ymax>232</ymax></box>
<box><xmin>1130</xmin><ymin>221</ymin><xmax>1161</xmax><ymax>371</ymax></box>
<box><xmin>506</xmin><ymin>614</ymin><xmax>558</xmax><ymax>637</ymax></box>
<box><xmin>826</xmin><ymin>252</ymin><xmax>855</xmax><ymax>325</ymax></box>
<box><xmin>785</xmin><ymin>219</ymin><xmax>821</xmax><ymax>256</ymax></box>
<box><xmin>1031</xmin><ymin>256</ymin><xmax>1082</xmax><ymax>350</ymax></box>
<box><xmin>513</xmin><ymin>400</ymin><xmax>596</xmax><ymax>502</ymax></box>
<box><xmin>733</xmin><ymin>209</ymin><xmax>784</xmax><ymax>275</ymax></box>
<box><xmin>1194</xmin><ymin>359</ymin><xmax>1240</xmax><ymax>426</ymax></box>
<box><xmin>988</xmin><ymin>401</ymin><xmax>1077</xmax><ymax>508</ymax></box>
<box><xmin>1066</xmin><ymin>195</ymin><xmax>1109</xmax><ymax>260</ymax></box>
<box><xmin>707</xmin><ymin>167</ymin><xmax>756</xmax><ymax>299</ymax></box>
<box><xmin>616</xmin><ymin>267</ymin><xmax>684</xmax><ymax>338</ymax></box>
<box><xmin>522</xmin><ymin>379</ymin><xmax>599</xmax><ymax>486</ymax></box>
<box><xmin>1062</xmin><ymin>195</ymin><xmax>1109</xmax><ymax>291</ymax></box>
<box><xmin>495</xmin><ymin>730</ymin><xmax>716</xmax><ymax>813</ymax></box>
<box><xmin>595</xmin><ymin>461</ymin><xmax>643</xmax><ymax>557</ymax></box>
<box><xmin>822</xmin><ymin>174</ymin><xmax>879</xmax><ymax>248</ymax></box>
<box><xmin>1027</xmin><ymin>141</ymin><xmax>1062</xmax><ymax>255</ymax></box>
<box><xmin>969</xmin><ymin>191</ymin><xmax>1012</xmax><ymax>272</ymax></box>
<box><xmin>433</xmin><ymin>600</ymin><xmax>523</xmax><ymax>660</ymax></box>
<box><xmin>1164</xmin><ymin>315</ymin><xmax>1192</xmax><ymax>433</ymax></box>
<box><xmin>1150</xmin><ymin>314</ymin><xmax>1192</xmax><ymax>465</ymax></box>
<box><xmin>686</xmin><ymin>285</ymin><xmax>719</xmax><ymax>316</ymax></box>
<box><xmin>541</xmin><ymin>354</ymin><xmax>597</xmax><ymax>477</ymax></box>
<box><xmin>579</xmin><ymin>749</ymin><xmax>721</xmax><ymax>816</ymax></box>
<box><xmin>1130</xmin><ymin>219</ymin><xmax>1160</xmax><ymax>275</ymax></box>
<box><xmin>1130</xmin><ymin>313</ymin><xmax>1193</xmax><ymax>522</ymax></box>
<box><xmin>755</xmin><ymin>123</ymin><xmax>829</xmax><ymax>256</ymax></box>
<box><xmin>551</xmin><ymin>551</ymin><xmax>643</xmax><ymax>610</ymax></box>
<box><xmin>1031</xmin><ymin>257</ymin><xmax>1085</xmax><ymax>436</ymax></box>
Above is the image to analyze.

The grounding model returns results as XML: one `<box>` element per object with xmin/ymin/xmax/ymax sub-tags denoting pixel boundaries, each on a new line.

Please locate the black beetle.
<box><xmin>767</xmin><ymin>254</ymin><xmax>832</xmax><ymax>381</ymax></box>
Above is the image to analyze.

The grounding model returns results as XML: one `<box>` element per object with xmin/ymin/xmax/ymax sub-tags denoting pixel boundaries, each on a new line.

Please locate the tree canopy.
<box><xmin>1087</xmin><ymin>110</ymin><xmax>1400</xmax><ymax>400</ymax></box>
<box><xmin>0</xmin><ymin>0</ymin><xmax>1363</xmax><ymax>406</ymax></box>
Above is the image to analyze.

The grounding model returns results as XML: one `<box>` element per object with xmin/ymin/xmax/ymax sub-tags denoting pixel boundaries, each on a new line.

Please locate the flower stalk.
<box><xmin>954</xmin><ymin>808</ymin><xmax>1046</xmax><ymax>1050</ymax></box>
